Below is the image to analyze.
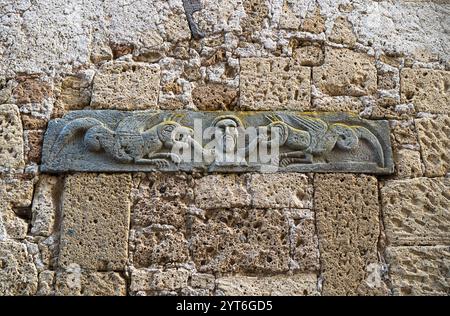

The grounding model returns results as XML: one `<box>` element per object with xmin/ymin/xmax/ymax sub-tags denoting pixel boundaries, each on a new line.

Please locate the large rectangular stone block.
<box><xmin>314</xmin><ymin>174</ymin><xmax>387</xmax><ymax>295</ymax></box>
<box><xmin>381</xmin><ymin>177</ymin><xmax>449</xmax><ymax>246</ymax></box>
<box><xmin>240</xmin><ymin>57</ymin><xmax>311</xmax><ymax>111</ymax></box>
<box><xmin>0</xmin><ymin>104</ymin><xmax>24</xmax><ymax>169</ymax></box>
<box><xmin>58</xmin><ymin>173</ymin><xmax>132</xmax><ymax>271</ymax></box>
<box><xmin>41</xmin><ymin>111</ymin><xmax>394</xmax><ymax>174</ymax></box>
<box><xmin>386</xmin><ymin>246</ymin><xmax>450</xmax><ymax>296</ymax></box>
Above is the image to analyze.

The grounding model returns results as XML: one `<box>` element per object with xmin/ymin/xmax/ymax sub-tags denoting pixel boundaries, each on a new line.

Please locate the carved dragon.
<box><xmin>50</xmin><ymin>113</ymin><xmax>194</xmax><ymax>168</ymax></box>
<box><xmin>259</xmin><ymin>114</ymin><xmax>385</xmax><ymax>167</ymax></box>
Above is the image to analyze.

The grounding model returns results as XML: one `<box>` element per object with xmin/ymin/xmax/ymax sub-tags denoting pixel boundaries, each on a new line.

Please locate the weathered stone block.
<box><xmin>189</xmin><ymin>208</ymin><xmax>290</xmax><ymax>273</ymax></box>
<box><xmin>314</xmin><ymin>174</ymin><xmax>385</xmax><ymax>295</ymax></box>
<box><xmin>192</xmin><ymin>83</ymin><xmax>237</xmax><ymax>111</ymax></box>
<box><xmin>394</xmin><ymin>149</ymin><xmax>423</xmax><ymax>178</ymax></box>
<box><xmin>0</xmin><ymin>240</ymin><xmax>38</xmax><ymax>295</ymax></box>
<box><xmin>131</xmin><ymin>173</ymin><xmax>192</xmax><ymax>229</ymax></box>
<box><xmin>386</xmin><ymin>246</ymin><xmax>449</xmax><ymax>296</ymax></box>
<box><xmin>401</xmin><ymin>69</ymin><xmax>450</xmax><ymax>114</ymax></box>
<box><xmin>329</xmin><ymin>16</ymin><xmax>357</xmax><ymax>47</ymax></box>
<box><xmin>216</xmin><ymin>273</ymin><xmax>318</xmax><ymax>296</ymax></box>
<box><xmin>31</xmin><ymin>175</ymin><xmax>62</xmax><ymax>236</ymax></box>
<box><xmin>58</xmin><ymin>173</ymin><xmax>132</xmax><ymax>271</ymax></box>
<box><xmin>240</xmin><ymin>57</ymin><xmax>311</xmax><ymax>111</ymax></box>
<box><xmin>313</xmin><ymin>48</ymin><xmax>377</xmax><ymax>97</ymax></box>
<box><xmin>416</xmin><ymin>115</ymin><xmax>450</xmax><ymax>177</ymax></box>
<box><xmin>288</xmin><ymin>209</ymin><xmax>320</xmax><ymax>272</ymax></box>
<box><xmin>250</xmin><ymin>173</ymin><xmax>312</xmax><ymax>209</ymax></box>
<box><xmin>195</xmin><ymin>174</ymin><xmax>251</xmax><ymax>209</ymax></box>
<box><xmin>0</xmin><ymin>104</ymin><xmax>24</xmax><ymax>169</ymax></box>
<box><xmin>12</xmin><ymin>76</ymin><xmax>52</xmax><ymax>104</ymax></box>
<box><xmin>58</xmin><ymin>72</ymin><xmax>93</xmax><ymax>110</ymax></box>
<box><xmin>24</xmin><ymin>129</ymin><xmax>44</xmax><ymax>164</ymax></box>
<box><xmin>381</xmin><ymin>177</ymin><xmax>449</xmax><ymax>246</ymax></box>
<box><xmin>91</xmin><ymin>62</ymin><xmax>160</xmax><ymax>110</ymax></box>
<box><xmin>42</xmin><ymin>111</ymin><xmax>394</xmax><ymax>175</ymax></box>
<box><xmin>294</xmin><ymin>43</ymin><xmax>324</xmax><ymax>67</ymax></box>
<box><xmin>55</xmin><ymin>268</ymin><xmax>126</xmax><ymax>296</ymax></box>
<box><xmin>130</xmin><ymin>268</ymin><xmax>190</xmax><ymax>293</ymax></box>
<box><xmin>133</xmin><ymin>226</ymin><xmax>189</xmax><ymax>267</ymax></box>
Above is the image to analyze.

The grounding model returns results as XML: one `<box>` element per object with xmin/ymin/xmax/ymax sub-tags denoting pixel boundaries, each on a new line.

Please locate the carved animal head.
<box><xmin>84</xmin><ymin>125</ymin><xmax>111</xmax><ymax>152</ymax></box>
<box><xmin>330</xmin><ymin>124</ymin><xmax>359</xmax><ymax>150</ymax></box>
<box><xmin>157</xmin><ymin>121</ymin><xmax>194</xmax><ymax>147</ymax></box>
<box><xmin>265</xmin><ymin>115</ymin><xmax>310</xmax><ymax>149</ymax></box>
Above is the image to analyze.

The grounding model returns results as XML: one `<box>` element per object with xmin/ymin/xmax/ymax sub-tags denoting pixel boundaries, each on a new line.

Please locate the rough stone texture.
<box><xmin>313</xmin><ymin>47</ymin><xmax>377</xmax><ymax>97</ymax></box>
<box><xmin>240</xmin><ymin>58</ymin><xmax>311</xmax><ymax>111</ymax></box>
<box><xmin>195</xmin><ymin>174</ymin><xmax>251</xmax><ymax>209</ymax></box>
<box><xmin>216</xmin><ymin>273</ymin><xmax>319</xmax><ymax>296</ymax></box>
<box><xmin>401</xmin><ymin>69</ymin><xmax>450</xmax><ymax>114</ymax></box>
<box><xmin>31</xmin><ymin>176</ymin><xmax>62</xmax><ymax>237</ymax></box>
<box><xmin>12</xmin><ymin>76</ymin><xmax>53</xmax><ymax>104</ymax></box>
<box><xmin>0</xmin><ymin>240</ymin><xmax>38</xmax><ymax>295</ymax></box>
<box><xmin>91</xmin><ymin>62</ymin><xmax>160</xmax><ymax>110</ymax></box>
<box><xmin>133</xmin><ymin>226</ymin><xmax>189</xmax><ymax>267</ymax></box>
<box><xmin>130</xmin><ymin>268</ymin><xmax>190</xmax><ymax>293</ymax></box>
<box><xmin>250</xmin><ymin>173</ymin><xmax>312</xmax><ymax>209</ymax></box>
<box><xmin>386</xmin><ymin>246</ymin><xmax>450</xmax><ymax>296</ymax></box>
<box><xmin>381</xmin><ymin>177</ymin><xmax>450</xmax><ymax>246</ymax></box>
<box><xmin>394</xmin><ymin>149</ymin><xmax>423</xmax><ymax>179</ymax></box>
<box><xmin>416</xmin><ymin>116</ymin><xmax>450</xmax><ymax>177</ymax></box>
<box><xmin>0</xmin><ymin>178</ymin><xmax>34</xmax><ymax>240</ymax></box>
<box><xmin>24</xmin><ymin>130</ymin><xmax>44</xmax><ymax>164</ymax></box>
<box><xmin>329</xmin><ymin>16</ymin><xmax>357</xmax><ymax>47</ymax></box>
<box><xmin>55</xmin><ymin>268</ymin><xmax>126</xmax><ymax>296</ymax></box>
<box><xmin>192</xmin><ymin>83</ymin><xmax>238</xmax><ymax>110</ymax></box>
<box><xmin>131</xmin><ymin>173</ymin><xmax>192</xmax><ymax>229</ymax></box>
<box><xmin>58</xmin><ymin>174</ymin><xmax>132</xmax><ymax>271</ymax></box>
<box><xmin>314</xmin><ymin>174</ymin><xmax>385</xmax><ymax>295</ymax></box>
<box><xmin>189</xmin><ymin>208</ymin><xmax>291</xmax><ymax>273</ymax></box>
<box><xmin>0</xmin><ymin>104</ymin><xmax>24</xmax><ymax>169</ymax></box>
<box><xmin>294</xmin><ymin>42</ymin><xmax>324</xmax><ymax>67</ymax></box>
<box><xmin>58</xmin><ymin>72</ymin><xmax>93</xmax><ymax>110</ymax></box>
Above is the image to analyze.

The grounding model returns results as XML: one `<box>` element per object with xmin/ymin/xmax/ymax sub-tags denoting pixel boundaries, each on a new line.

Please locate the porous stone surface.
<box><xmin>240</xmin><ymin>57</ymin><xmax>311</xmax><ymax>111</ymax></box>
<box><xmin>194</xmin><ymin>174</ymin><xmax>251</xmax><ymax>209</ymax></box>
<box><xmin>58</xmin><ymin>174</ymin><xmax>132</xmax><ymax>271</ymax></box>
<box><xmin>314</xmin><ymin>174</ymin><xmax>385</xmax><ymax>295</ymax></box>
<box><xmin>55</xmin><ymin>268</ymin><xmax>126</xmax><ymax>296</ymax></box>
<box><xmin>0</xmin><ymin>240</ymin><xmax>38</xmax><ymax>295</ymax></box>
<box><xmin>0</xmin><ymin>104</ymin><xmax>24</xmax><ymax>169</ymax></box>
<box><xmin>313</xmin><ymin>47</ymin><xmax>377</xmax><ymax>97</ymax></box>
<box><xmin>381</xmin><ymin>177</ymin><xmax>450</xmax><ymax>246</ymax></box>
<box><xmin>31</xmin><ymin>176</ymin><xmax>62</xmax><ymax>237</ymax></box>
<box><xmin>416</xmin><ymin>115</ymin><xmax>450</xmax><ymax>177</ymax></box>
<box><xmin>189</xmin><ymin>208</ymin><xmax>291</xmax><ymax>273</ymax></box>
<box><xmin>91</xmin><ymin>62</ymin><xmax>160</xmax><ymax>110</ymax></box>
<box><xmin>386</xmin><ymin>246</ymin><xmax>450</xmax><ymax>296</ymax></box>
<box><xmin>393</xmin><ymin>149</ymin><xmax>423</xmax><ymax>179</ymax></box>
<box><xmin>250</xmin><ymin>173</ymin><xmax>312</xmax><ymax>209</ymax></box>
<box><xmin>216</xmin><ymin>273</ymin><xmax>319</xmax><ymax>296</ymax></box>
<box><xmin>1</xmin><ymin>0</ymin><xmax>450</xmax><ymax>297</ymax></box>
<box><xmin>401</xmin><ymin>69</ymin><xmax>450</xmax><ymax>114</ymax></box>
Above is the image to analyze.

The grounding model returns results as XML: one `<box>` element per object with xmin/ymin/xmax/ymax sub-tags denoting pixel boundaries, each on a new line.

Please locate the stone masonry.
<box><xmin>0</xmin><ymin>0</ymin><xmax>449</xmax><ymax>296</ymax></box>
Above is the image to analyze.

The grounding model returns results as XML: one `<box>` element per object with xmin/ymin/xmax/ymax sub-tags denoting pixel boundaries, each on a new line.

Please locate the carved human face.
<box><xmin>215</xmin><ymin>118</ymin><xmax>239</xmax><ymax>154</ymax></box>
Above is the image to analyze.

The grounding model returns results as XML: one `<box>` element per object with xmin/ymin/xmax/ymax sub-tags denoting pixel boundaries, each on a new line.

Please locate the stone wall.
<box><xmin>0</xmin><ymin>0</ymin><xmax>449</xmax><ymax>296</ymax></box>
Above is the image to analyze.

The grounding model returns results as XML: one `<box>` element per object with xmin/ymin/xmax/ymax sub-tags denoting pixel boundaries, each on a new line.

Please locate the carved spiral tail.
<box><xmin>355</xmin><ymin>126</ymin><xmax>385</xmax><ymax>168</ymax></box>
<box><xmin>51</xmin><ymin>117</ymin><xmax>106</xmax><ymax>159</ymax></box>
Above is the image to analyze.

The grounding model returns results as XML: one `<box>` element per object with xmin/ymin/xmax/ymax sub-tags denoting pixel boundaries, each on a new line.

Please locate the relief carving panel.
<box><xmin>41</xmin><ymin>111</ymin><xmax>394</xmax><ymax>174</ymax></box>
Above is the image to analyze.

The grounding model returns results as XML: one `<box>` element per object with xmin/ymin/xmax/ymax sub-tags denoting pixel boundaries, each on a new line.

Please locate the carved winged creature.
<box><xmin>51</xmin><ymin>113</ymin><xmax>194</xmax><ymax>168</ymax></box>
<box><xmin>261</xmin><ymin>114</ymin><xmax>385</xmax><ymax>167</ymax></box>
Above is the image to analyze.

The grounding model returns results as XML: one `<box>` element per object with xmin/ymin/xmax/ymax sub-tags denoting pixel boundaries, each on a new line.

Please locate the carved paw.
<box><xmin>169</xmin><ymin>153</ymin><xmax>182</xmax><ymax>164</ymax></box>
<box><xmin>153</xmin><ymin>159</ymin><xmax>170</xmax><ymax>169</ymax></box>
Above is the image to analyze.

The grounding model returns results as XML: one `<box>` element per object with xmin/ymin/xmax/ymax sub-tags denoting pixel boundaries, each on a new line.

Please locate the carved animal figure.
<box><xmin>260</xmin><ymin>114</ymin><xmax>385</xmax><ymax>167</ymax></box>
<box><xmin>51</xmin><ymin>114</ymin><xmax>194</xmax><ymax>168</ymax></box>
<box><xmin>182</xmin><ymin>0</ymin><xmax>205</xmax><ymax>39</ymax></box>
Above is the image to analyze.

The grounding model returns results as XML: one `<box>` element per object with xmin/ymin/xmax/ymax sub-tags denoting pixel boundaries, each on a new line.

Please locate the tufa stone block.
<box><xmin>0</xmin><ymin>104</ymin><xmax>24</xmax><ymax>169</ymax></box>
<box><xmin>381</xmin><ymin>177</ymin><xmax>449</xmax><ymax>246</ymax></box>
<box><xmin>58</xmin><ymin>173</ymin><xmax>132</xmax><ymax>271</ymax></box>
<box><xmin>91</xmin><ymin>62</ymin><xmax>160</xmax><ymax>110</ymax></box>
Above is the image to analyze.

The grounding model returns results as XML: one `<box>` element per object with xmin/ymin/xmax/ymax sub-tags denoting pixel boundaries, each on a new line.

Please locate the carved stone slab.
<box><xmin>41</xmin><ymin>111</ymin><xmax>394</xmax><ymax>174</ymax></box>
